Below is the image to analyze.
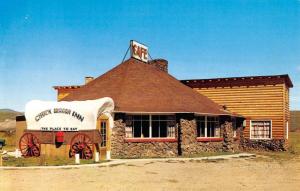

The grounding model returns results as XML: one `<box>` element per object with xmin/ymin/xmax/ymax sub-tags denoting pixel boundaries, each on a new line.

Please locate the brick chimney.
<box><xmin>85</xmin><ymin>76</ymin><xmax>94</xmax><ymax>84</ymax></box>
<box><xmin>148</xmin><ymin>59</ymin><xmax>168</xmax><ymax>73</ymax></box>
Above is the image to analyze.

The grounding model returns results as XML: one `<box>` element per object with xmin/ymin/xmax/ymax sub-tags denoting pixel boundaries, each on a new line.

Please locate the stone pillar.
<box><xmin>222</xmin><ymin>121</ymin><xmax>234</xmax><ymax>152</ymax></box>
<box><xmin>178</xmin><ymin>114</ymin><xmax>198</xmax><ymax>156</ymax></box>
<box><xmin>111</xmin><ymin>119</ymin><xmax>126</xmax><ymax>158</ymax></box>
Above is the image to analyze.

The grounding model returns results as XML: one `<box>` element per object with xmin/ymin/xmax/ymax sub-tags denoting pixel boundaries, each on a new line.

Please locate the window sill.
<box><xmin>197</xmin><ymin>137</ymin><xmax>224</xmax><ymax>142</ymax></box>
<box><xmin>125</xmin><ymin>138</ymin><xmax>177</xmax><ymax>143</ymax></box>
<box><xmin>249</xmin><ymin>138</ymin><xmax>272</xmax><ymax>140</ymax></box>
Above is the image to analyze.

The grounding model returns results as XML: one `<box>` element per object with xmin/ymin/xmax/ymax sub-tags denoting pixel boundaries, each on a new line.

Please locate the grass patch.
<box><xmin>0</xmin><ymin>131</ymin><xmax>16</xmax><ymax>147</ymax></box>
<box><xmin>184</xmin><ymin>151</ymin><xmax>238</xmax><ymax>158</ymax></box>
<box><xmin>2</xmin><ymin>155</ymin><xmax>107</xmax><ymax>167</ymax></box>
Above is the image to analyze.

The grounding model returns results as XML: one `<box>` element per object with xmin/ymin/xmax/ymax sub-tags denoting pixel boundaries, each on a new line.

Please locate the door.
<box><xmin>98</xmin><ymin>115</ymin><xmax>110</xmax><ymax>160</ymax></box>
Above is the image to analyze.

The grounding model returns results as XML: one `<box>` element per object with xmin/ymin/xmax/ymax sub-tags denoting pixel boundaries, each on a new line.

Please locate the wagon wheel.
<box><xmin>19</xmin><ymin>133</ymin><xmax>40</xmax><ymax>157</ymax></box>
<box><xmin>69</xmin><ymin>133</ymin><xmax>93</xmax><ymax>159</ymax></box>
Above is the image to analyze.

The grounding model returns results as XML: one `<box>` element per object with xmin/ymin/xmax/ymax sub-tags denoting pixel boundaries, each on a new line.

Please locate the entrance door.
<box><xmin>98</xmin><ymin>115</ymin><xmax>110</xmax><ymax>160</ymax></box>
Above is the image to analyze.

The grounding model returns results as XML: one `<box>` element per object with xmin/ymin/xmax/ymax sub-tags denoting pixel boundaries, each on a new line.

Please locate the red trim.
<box><xmin>125</xmin><ymin>138</ymin><xmax>177</xmax><ymax>143</ymax></box>
<box><xmin>197</xmin><ymin>137</ymin><xmax>224</xmax><ymax>142</ymax></box>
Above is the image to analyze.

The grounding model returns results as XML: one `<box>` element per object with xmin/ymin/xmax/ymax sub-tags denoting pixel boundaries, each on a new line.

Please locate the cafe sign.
<box><xmin>130</xmin><ymin>40</ymin><xmax>148</xmax><ymax>63</ymax></box>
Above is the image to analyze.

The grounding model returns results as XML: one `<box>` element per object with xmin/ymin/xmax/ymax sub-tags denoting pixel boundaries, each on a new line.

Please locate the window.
<box><xmin>196</xmin><ymin>116</ymin><xmax>220</xmax><ymax>138</ymax></box>
<box><xmin>125</xmin><ymin>115</ymin><xmax>176</xmax><ymax>138</ymax></box>
<box><xmin>250</xmin><ymin>120</ymin><xmax>272</xmax><ymax>139</ymax></box>
<box><xmin>100</xmin><ymin>121</ymin><xmax>107</xmax><ymax>147</ymax></box>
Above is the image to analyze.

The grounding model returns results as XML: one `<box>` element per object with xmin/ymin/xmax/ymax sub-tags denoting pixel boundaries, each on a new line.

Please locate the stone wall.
<box><xmin>111</xmin><ymin>113</ymin><xmax>288</xmax><ymax>159</ymax></box>
<box><xmin>241</xmin><ymin>139</ymin><xmax>287</xmax><ymax>151</ymax></box>
<box><xmin>180</xmin><ymin>116</ymin><xmax>232</xmax><ymax>156</ymax></box>
<box><xmin>111</xmin><ymin>119</ymin><xmax>178</xmax><ymax>159</ymax></box>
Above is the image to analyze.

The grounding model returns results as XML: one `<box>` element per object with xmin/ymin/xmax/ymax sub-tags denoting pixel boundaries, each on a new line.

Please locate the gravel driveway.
<box><xmin>1</xmin><ymin>157</ymin><xmax>300</xmax><ymax>191</ymax></box>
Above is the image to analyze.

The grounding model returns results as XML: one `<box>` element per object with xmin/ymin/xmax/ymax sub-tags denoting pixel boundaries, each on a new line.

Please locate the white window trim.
<box><xmin>129</xmin><ymin>114</ymin><xmax>176</xmax><ymax>138</ymax></box>
<box><xmin>286</xmin><ymin>121</ymin><xmax>289</xmax><ymax>140</ymax></box>
<box><xmin>197</xmin><ymin>116</ymin><xmax>220</xmax><ymax>138</ymax></box>
<box><xmin>250</xmin><ymin>120</ymin><xmax>272</xmax><ymax>140</ymax></box>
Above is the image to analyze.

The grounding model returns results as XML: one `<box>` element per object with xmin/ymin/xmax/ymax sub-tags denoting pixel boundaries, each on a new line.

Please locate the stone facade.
<box><xmin>222</xmin><ymin>121</ymin><xmax>235</xmax><ymax>152</ymax></box>
<box><xmin>241</xmin><ymin>138</ymin><xmax>287</xmax><ymax>151</ymax></box>
<box><xmin>111</xmin><ymin>119</ymin><xmax>178</xmax><ymax>158</ymax></box>
<box><xmin>179</xmin><ymin>115</ymin><xmax>239</xmax><ymax>156</ymax></box>
<box><xmin>110</xmin><ymin>113</ymin><xmax>287</xmax><ymax>159</ymax></box>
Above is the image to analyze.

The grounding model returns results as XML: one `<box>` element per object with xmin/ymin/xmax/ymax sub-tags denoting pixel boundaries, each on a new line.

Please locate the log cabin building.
<box><xmin>181</xmin><ymin>75</ymin><xmax>293</xmax><ymax>150</ymax></box>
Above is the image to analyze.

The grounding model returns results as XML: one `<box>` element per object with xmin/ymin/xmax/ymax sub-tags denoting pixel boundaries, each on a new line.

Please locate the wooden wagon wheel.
<box><xmin>69</xmin><ymin>133</ymin><xmax>93</xmax><ymax>159</ymax></box>
<box><xmin>19</xmin><ymin>133</ymin><xmax>40</xmax><ymax>157</ymax></box>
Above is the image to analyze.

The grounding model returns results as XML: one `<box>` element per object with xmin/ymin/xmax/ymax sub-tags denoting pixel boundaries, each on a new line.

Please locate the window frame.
<box><xmin>100</xmin><ymin>121</ymin><xmax>107</xmax><ymax>147</ymax></box>
<box><xmin>196</xmin><ymin>115</ymin><xmax>221</xmax><ymax>138</ymax></box>
<box><xmin>250</xmin><ymin>120</ymin><xmax>272</xmax><ymax>140</ymax></box>
<box><xmin>125</xmin><ymin>114</ymin><xmax>176</xmax><ymax>139</ymax></box>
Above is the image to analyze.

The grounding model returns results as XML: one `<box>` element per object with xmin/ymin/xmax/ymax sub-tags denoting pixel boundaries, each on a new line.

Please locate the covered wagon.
<box><xmin>18</xmin><ymin>97</ymin><xmax>114</xmax><ymax>159</ymax></box>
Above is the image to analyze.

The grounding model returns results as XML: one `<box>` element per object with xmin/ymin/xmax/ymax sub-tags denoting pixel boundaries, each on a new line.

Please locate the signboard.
<box><xmin>25</xmin><ymin>97</ymin><xmax>114</xmax><ymax>131</ymax></box>
<box><xmin>130</xmin><ymin>40</ymin><xmax>148</xmax><ymax>62</ymax></box>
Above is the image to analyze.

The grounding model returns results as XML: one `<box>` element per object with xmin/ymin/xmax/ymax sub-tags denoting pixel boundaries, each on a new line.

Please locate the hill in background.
<box><xmin>291</xmin><ymin>111</ymin><xmax>300</xmax><ymax>132</ymax></box>
<box><xmin>0</xmin><ymin>109</ymin><xmax>23</xmax><ymax>122</ymax></box>
<box><xmin>0</xmin><ymin>109</ymin><xmax>23</xmax><ymax>132</ymax></box>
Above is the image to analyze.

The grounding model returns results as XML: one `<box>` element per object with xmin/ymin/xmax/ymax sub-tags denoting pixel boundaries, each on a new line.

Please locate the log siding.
<box><xmin>182</xmin><ymin>75</ymin><xmax>293</xmax><ymax>140</ymax></box>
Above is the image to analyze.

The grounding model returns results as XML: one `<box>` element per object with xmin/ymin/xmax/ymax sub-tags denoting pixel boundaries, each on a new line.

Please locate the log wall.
<box><xmin>195</xmin><ymin>84</ymin><xmax>287</xmax><ymax>139</ymax></box>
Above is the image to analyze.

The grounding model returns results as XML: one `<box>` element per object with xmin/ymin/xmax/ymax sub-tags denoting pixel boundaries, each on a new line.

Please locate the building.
<box><xmin>16</xmin><ymin>41</ymin><xmax>292</xmax><ymax>160</ymax></box>
<box><xmin>53</xmin><ymin>57</ymin><xmax>243</xmax><ymax>159</ymax></box>
<box><xmin>181</xmin><ymin>75</ymin><xmax>293</xmax><ymax>150</ymax></box>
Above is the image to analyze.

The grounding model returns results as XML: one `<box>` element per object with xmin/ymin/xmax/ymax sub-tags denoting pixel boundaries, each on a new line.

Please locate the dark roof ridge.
<box><xmin>181</xmin><ymin>74</ymin><xmax>293</xmax><ymax>88</ymax></box>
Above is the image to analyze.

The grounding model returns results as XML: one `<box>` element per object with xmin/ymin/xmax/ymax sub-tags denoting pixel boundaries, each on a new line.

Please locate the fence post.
<box><xmin>75</xmin><ymin>153</ymin><xmax>80</xmax><ymax>164</ymax></box>
<box><xmin>95</xmin><ymin>152</ymin><xmax>99</xmax><ymax>162</ymax></box>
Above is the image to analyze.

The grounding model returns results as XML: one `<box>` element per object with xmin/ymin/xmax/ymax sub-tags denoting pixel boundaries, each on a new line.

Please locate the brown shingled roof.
<box><xmin>62</xmin><ymin>58</ymin><xmax>229</xmax><ymax>115</ymax></box>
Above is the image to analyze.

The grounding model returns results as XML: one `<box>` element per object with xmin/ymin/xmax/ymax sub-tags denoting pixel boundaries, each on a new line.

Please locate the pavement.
<box><xmin>0</xmin><ymin>152</ymin><xmax>255</xmax><ymax>170</ymax></box>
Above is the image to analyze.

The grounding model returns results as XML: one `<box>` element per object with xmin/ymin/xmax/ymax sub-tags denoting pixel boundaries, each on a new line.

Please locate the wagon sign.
<box><xmin>19</xmin><ymin>97</ymin><xmax>114</xmax><ymax>159</ymax></box>
<box><xmin>25</xmin><ymin>98</ymin><xmax>114</xmax><ymax>131</ymax></box>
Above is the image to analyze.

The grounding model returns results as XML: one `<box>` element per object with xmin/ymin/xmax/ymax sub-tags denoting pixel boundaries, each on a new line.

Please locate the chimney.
<box><xmin>85</xmin><ymin>76</ymin><xmax>94</xmax><ymax>84</ymax></box>
<box><xmin>148</xmin><ymin>59</ymin><xmax>168</xmax><ymax>73</ymax></box>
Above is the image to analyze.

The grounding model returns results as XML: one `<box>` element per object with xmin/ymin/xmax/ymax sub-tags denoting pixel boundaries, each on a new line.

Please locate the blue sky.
<box><xmin>0</xmin><ymin>0</ymin><xmax>299</xmax><ymax>111</ymax></box>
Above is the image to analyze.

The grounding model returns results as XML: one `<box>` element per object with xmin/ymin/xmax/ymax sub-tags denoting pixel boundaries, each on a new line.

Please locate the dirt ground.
<box><xmin>1</xmin><ymin>157</ymin><xmax>300</xmax><ymax>191</ymax></box>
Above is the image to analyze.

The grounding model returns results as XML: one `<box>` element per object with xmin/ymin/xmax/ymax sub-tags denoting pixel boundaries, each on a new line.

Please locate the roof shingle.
<box><xmin>62</xmin><ymin>58</ymin><xmax>229</xmax><ymax>115</ymax></box>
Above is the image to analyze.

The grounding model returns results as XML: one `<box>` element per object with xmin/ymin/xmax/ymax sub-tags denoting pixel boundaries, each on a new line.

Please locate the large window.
<box><xmin>125</xmin><ymin>115</ymin><xmax>176</xmax><ymax>138</ymax></box>
<box><xmin>196</xmin><ymin>116</ymin><xmax>220</xmax><ymax>138</ymax></box>
<box><xmin>250</xmin><ymin>120</ymin><xmax>272</xmax><ymax>139</ymax></box>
